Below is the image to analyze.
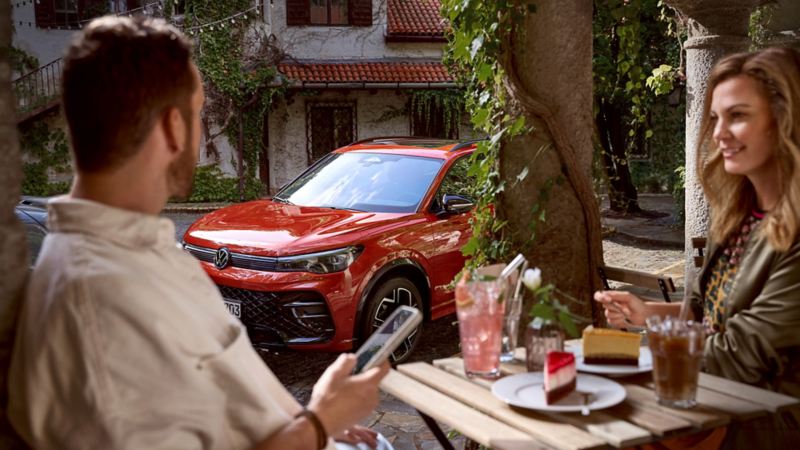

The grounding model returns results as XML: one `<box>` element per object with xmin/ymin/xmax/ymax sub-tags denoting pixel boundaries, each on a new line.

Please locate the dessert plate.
<box><xmin>570</xmin><ymin>346</ymin><xmax>653</xmax><ymax>376</ymax></box>
<box><xmin>491</xmin><ymin>373</ymin><xmax>626</xmax><ymax>413</ymax></box>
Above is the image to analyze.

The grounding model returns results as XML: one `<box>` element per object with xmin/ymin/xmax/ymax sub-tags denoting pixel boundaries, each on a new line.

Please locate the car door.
<box><xmin>425</xmin><ymin>155</ymin><xmax>475</xmax><ymax>314</ymax></box>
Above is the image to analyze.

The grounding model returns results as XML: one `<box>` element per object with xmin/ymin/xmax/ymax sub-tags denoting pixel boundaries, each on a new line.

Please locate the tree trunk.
<box><xmin>0</xmin><ymin>0</ymin><xmax>31</xmax><ymax>446</ymax></box>
<box><xmin>596</xmin><ymin>99</ymin><xmax>641</xmax><ymax>213</ymax></box>
<box><xmin>499</xmin><ymin>0</ymin><xmax>603</xmax><ymax>326</ymax></box>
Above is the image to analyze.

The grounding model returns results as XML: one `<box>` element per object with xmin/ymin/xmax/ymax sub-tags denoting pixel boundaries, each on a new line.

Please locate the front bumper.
<box><xmin>217</xmin><ymin>285</ymin><xmax>335</xmax><ymax>347</ymax></box>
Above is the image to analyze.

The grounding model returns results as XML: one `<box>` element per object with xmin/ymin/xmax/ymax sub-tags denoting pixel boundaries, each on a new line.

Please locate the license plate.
<box><xmin>223</xmin><ymin>299</ymin><xmax>241</xmax><ymax>318</ymax></box>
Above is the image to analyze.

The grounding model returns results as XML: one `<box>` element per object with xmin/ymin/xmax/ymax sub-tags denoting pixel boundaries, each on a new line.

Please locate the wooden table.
<box><xmin>380</xmin><ymin>347</ymin><xmax>799</xmax><ymax>450</ymax></box>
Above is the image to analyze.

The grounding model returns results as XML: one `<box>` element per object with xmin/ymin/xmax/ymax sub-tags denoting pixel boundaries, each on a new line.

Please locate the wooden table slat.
<box><xmin>432</xmin><ymin>358</ymin><xmax>654</xmax><ymax>448</ymax></box>
<box><xmin>605</xmin><ymin>401</ymin><xmax>693</xmax><ymax>437</ymax></box>
<box><xmin>399</xmin><ymin>362</ymin><xmax>607</xmax><ymax>450</ymax></box>
<box><xmin>698</xmin><ymin>373</ymin><xmax>800</xmax><ymax>413</ymax></box>
<box><xmin>623</xmin><ymin>384</ymin><xmax>730</xmax><ymax>429</ymax></box>
<box><xmin>694</xmin><ymin>386</ymin><xmax>768</xmax><ymax>421</ymax></box>
<box><xmin>640</xmin><ymin>379</ymin><xmax>768</xmax><ymax>421</ymax></box>
<box><xmin>380</xmin><ymin>370</ymin><xmax>541</xmax><ymax>450</ymax></box>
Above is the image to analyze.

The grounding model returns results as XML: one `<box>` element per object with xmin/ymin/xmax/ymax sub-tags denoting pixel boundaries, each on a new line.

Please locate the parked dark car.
<box><xmin>16</xmin><ymin>197</ymin><xmax>48</xmax><ymax>267</ymax></box>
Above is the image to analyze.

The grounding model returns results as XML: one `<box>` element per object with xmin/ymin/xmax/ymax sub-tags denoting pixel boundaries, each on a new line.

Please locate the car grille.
<box><xmin>217</xmin><ymin>285</ymin><xmax>335</xmax><ymax>346</ymax></box>
<box><xmin>184</xmin><ymin>244</ymin><xmax>279</xmax><ymax>271</ymax></box>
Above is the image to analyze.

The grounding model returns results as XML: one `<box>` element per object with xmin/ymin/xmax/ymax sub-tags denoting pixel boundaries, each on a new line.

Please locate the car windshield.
<box><xmin>274</xmin><ymin>152</ymin><xmax>445</xmax><ymax>213</ymax></box>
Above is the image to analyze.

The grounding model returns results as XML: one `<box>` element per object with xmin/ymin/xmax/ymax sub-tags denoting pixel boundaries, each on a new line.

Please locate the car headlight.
<box><xmin>276</xmin><ymin>246</ymin><xmax>363</xmax><ymax>274</ymax></box>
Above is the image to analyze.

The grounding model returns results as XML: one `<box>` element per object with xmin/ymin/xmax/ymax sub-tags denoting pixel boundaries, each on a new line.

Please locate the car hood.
<box><xmin>184</xmin><ymin>199</ymin><xmax>410</xmax><ymax>255</ymax></box>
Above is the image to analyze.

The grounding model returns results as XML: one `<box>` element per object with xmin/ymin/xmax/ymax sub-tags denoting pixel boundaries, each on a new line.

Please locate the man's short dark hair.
<box><xmin>61</xmin><ymin>16</ymin><xmax>196</xmax><ymax>173</ymax></box>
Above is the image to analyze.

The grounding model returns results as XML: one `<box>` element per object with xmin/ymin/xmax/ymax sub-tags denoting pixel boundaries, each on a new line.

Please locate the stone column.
<box><xmin>664</xmin><ymin>0</ymin><xmax>765</xmax><ymax>279</ymax></box>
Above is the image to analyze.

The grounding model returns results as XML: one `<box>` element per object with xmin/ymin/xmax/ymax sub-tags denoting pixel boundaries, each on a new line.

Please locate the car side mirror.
<box><xmin>441</xmin><ymin>194</ymin><xmax>474</xmax><ymax>215</ymax></box>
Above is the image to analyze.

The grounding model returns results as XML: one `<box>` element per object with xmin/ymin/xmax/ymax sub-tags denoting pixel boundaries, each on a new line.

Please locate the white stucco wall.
<box><xmin>265</xmin><ymin>0</ymin><xmax>443</xmax><ymax>60</ymax></box>
<box><xmin>267</xmin><ymin>90</ymin><xmax>411</xmax><ymax>191</ymax></box>
<box><xmin>266</xmin><ymin>90</ymin><xmax>475</xmax><ymax>193</ymax></box>
<box><xmin>11</xmin><ymin>3</ymin><xmax>77</xmax><ymax>68</ymax></box>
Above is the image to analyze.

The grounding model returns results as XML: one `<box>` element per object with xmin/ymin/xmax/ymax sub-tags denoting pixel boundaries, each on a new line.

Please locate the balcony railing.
<box><xmin>13</xmin><ymin>58</ymin><xmax>63</xmax><ymax>122</ymax></box>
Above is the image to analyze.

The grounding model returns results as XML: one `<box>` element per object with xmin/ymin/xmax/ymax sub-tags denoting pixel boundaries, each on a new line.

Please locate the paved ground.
<box><xmin>163</xmin><ymin>193</ymin><xmax>684</xmax><ymax>449</ymax></box>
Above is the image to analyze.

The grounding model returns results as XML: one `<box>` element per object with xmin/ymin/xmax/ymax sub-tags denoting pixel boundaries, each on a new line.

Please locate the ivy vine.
<box><xmin>441</xmin><ymin>0</ymin><xmax>533</xmax><ymax>269</ymax></box>
<box><xmin>19</xmin><ymin>120</ymin><xmax>71</xmax><ymax>196</ymax></box>
<box><xmin>174</xmin><ymin>0</ymin><xmax>286</xmax><ymax>201</ymax></box>
<box><xmin>410</xmin><ymin>89</ymin><xmax>464</xmax><ymax>138</ymax></box>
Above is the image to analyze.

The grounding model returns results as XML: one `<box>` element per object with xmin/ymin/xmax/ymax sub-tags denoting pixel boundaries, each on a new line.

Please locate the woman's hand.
<box><xmin>307</xmin><ymin>354</ymin><xmax>389</xmax><ymax>439</ymax></box>
<box><xmin>593</xmin><ymin>290</ymin><xmax>649</xmax><ymax>327</ymax></box>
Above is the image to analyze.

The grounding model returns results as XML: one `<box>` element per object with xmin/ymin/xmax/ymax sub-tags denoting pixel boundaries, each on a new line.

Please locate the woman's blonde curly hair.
<box><xmin>697</xmin><ymin>47</ymin><xmax>800</xmax><ymax>252</ymax></box>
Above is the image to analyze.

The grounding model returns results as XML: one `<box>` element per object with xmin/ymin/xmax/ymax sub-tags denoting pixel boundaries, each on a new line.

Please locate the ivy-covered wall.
<box><xmin>18</xmin><ymin>112</ymin><xmax>71</xmax><ymax>196</ymax></box>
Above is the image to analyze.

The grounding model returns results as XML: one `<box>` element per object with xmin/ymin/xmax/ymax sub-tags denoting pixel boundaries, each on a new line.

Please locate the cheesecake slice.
<box><xmin>543</xmin><ymin>351</ymin><xmax>576</xmax><ymax>404</ymax></box>
<box><xmin>582</xmin><ymin>325</ymin><xmax>641</xmax><ymax>365</ymax></box>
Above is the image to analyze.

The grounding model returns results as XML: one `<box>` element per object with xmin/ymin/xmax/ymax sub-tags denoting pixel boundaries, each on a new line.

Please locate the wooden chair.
<box><xmin>692</xmin><ymin>237</ymin><xmax>707</xmax><ymax>268</ymax></box>
<box><xmin>597</xmin><ymin>265</ymin><xmax>677</xmax><ymax>303</ymax></box>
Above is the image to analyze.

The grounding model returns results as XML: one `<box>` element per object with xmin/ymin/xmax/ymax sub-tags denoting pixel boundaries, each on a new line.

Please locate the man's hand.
<box><xmin>307</xmin><ymin>354</ymin><xmax>390</xmax><ymax>439</ymax></box>
<box><xmin>593</xmin><ymin>290</ymin><xmax>648</xmax><ymax>327</ymax></box>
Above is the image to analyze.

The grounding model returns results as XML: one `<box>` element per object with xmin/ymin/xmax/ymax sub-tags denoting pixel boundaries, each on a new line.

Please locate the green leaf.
<box><xmin>559</xmin><ymin>310</ymin><xmax>579</xmax><ymax>338</ymax></box>
<box><xmin>461</xmin><ymin>236</ymin><xmax>479</xmax><ymax>256</ymax></box>
<box><xmin>530</xmin><ymin>303</ymin><xmax>556</xmax><ymax>322</ymax></box>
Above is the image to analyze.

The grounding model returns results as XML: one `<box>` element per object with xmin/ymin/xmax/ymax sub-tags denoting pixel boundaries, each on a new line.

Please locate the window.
<box><xmin>53</xmin><ymin>0</ymin><xmax>78</xmax><ymax>27</ymax></box>
<box><xmin>310</xmin><ymin>0</ymin><xmax>348</xmax><ymax>25</ymax></box>
<box><xmin>35</xmin><ymin>0</ymin><xmax>140</xmax><ymax>29</ymax></box>
<box><xmin>411</xmin><ymin>101</ymin><xmax>459</xmax><ymax>140</ymax></box>
<box><xmin>306</xmin><ymin>102</ymin><xmax>357</xmax><ymax>163</ymax></box>
<box><xmin>275</xmin><ymin>152</ymin><xmax>444</xmax><ymax>213</ymax></box>
<box><xmin>286</xmin><ymin>0</ymin><xmax>372</xmax><ymax>26</ymax></box>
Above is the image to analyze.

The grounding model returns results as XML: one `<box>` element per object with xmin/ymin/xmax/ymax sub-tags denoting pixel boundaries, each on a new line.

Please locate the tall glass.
<box><xmin>647</xmin><ymin>317</ymin><xmax>705</xmax><ymax>408</ymax></box>
<box><xmin>456</xmin><ymin>265</ymin><xmax>506</xmax><ymax>379</ymax></box>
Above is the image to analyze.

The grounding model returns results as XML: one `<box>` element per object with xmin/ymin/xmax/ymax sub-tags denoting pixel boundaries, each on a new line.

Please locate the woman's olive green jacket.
<box><xmin>690</xmin><ymin>233</ymin><xmax>800</xmax><ymax>397</ymax></box>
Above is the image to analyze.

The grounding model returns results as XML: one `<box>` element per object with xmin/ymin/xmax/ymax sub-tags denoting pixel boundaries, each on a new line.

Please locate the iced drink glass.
<box><xmin>647</xmin><ymin>318</ymin><xmax>705</xmax><ymax>408</ymax></box>
<box><xmin>456</xmin><ymin>266</ymin><xmax>506</xmax><ymax>379</ymax></box>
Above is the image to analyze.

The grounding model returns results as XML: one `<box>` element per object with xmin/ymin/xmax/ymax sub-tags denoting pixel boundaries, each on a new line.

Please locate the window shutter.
<box><xmin>34</xmin><ymin>0</ymin><xmax>56</xmax><ymax>28</ymax></box>
<box><xmin>349</xmin><ymin>0</ymin><xmax>372</xmax><ymax>26</ymax></box>
<box><xmin>286</xmin><ymin>0</ymin><xmax>310</xmax><ymax>26</ymax></box>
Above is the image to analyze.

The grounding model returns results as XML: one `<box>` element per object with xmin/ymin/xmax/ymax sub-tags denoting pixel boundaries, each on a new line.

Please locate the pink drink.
<box><xmin>456</xmin><ymin>273</ymin><xmax>505</xmax><ymax>379</ymax></box>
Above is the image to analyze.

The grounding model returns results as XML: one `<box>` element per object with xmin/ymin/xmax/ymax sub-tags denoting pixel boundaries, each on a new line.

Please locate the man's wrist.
<box><xmin>295</xmin><ymin>408</ymin><xmax>327</xmax><ymax>450</ymax></box>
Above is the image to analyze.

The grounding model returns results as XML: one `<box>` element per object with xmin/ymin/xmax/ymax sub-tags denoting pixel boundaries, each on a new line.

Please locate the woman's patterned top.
<box><xmin>702</xmin><ymin>210</ymin><xmax>765</xmax><ymax>333</ymax></box>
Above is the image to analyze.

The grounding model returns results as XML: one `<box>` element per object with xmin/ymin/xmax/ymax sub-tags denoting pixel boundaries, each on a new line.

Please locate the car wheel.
<box><xmin>361</xmin><ymin>276</ymin><xmax>423</xmax><ymax>364</ymax></box>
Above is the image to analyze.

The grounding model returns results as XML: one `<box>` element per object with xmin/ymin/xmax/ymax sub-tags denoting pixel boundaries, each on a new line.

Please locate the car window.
<box><xmin>431</xmin><ymin>156</ymin><xmax>475</xmax><ymax>211</ymax></box>
<box><xmin>276</xmin><ymin>152</ymin><xmax>444</xmax><ymax>213</ymax></box>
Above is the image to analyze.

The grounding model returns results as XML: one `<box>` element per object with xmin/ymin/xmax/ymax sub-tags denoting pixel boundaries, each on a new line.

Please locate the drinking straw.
<box><xmin>678</xmin><ymin>273</ymin><xmax>694</xmax><ymax>322</ymax></box>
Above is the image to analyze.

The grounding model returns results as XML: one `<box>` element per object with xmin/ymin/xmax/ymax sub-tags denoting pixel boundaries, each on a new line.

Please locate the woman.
<box><xmin>595</xmin><ymin>47</ymin><xmax>800</xmax><ymax>447</ymax></box>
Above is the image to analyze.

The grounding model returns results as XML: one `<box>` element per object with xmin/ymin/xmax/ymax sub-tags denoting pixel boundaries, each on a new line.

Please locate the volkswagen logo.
<box><xmin>214</xmin><ymin>247</ymin><xmax>231</xmax><ymax>270</ymax></box>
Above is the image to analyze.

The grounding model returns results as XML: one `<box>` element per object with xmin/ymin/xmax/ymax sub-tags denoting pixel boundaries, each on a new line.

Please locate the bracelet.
<box><xmin>295</xmin><ymin>408</ymin><xmax>327</xmax><ymax>450</ymax></box>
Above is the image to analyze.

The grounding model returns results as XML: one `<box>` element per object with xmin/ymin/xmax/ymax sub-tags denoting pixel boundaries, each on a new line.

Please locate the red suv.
<box><xmin>182</xmin><ymin>137</ymin><xmax>477</xmax><ymax>361</ymax></box>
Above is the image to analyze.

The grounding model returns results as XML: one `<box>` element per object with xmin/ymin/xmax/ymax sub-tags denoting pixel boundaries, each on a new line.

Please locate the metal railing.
<box><xmin>13</xmin><ymin>58</ymin><xmax>63</xmax><ymax>119</ymax></box>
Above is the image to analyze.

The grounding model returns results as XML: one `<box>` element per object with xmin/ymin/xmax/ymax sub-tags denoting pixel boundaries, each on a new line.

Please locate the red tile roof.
<box><xmin>387</xmin><ymin>0</ymin><xmax>445</xmax><ymax>38</ymax></box>
<box><xmin>278</xmin><ymin>61</ymin><xmax>453</xmax><ymax>84</ymax></box>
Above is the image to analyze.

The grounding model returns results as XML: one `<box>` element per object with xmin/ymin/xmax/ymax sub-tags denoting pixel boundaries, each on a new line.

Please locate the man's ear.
<box><xmin>162</xmin><ymin>106</ymin><xmax>186</xmax><ymax>156</ymax></box>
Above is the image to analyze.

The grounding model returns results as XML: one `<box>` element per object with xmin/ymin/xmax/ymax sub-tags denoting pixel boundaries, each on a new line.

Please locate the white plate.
<box><xmin>491</xmin><ymin>373</ymin><xmax>626</xmax><ymax>412</ymax></box>
<box><xmin>570</xmin><ymin>346</ymin><xmax>653</xmax><ymax>376</ymax></box>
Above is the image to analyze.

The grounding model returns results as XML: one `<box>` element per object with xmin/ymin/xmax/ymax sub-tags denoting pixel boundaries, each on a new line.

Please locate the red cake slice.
<box><xmin>543</xmin><ymin>351</ymin><xmax>577</xmax><ymax>404</ymax></box>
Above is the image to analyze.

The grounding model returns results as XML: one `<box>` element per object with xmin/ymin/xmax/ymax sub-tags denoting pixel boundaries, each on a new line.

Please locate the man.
<box><xmin>8</xmin><ymin>16</ymin><xmax>389</xmax><ymax>450</ymax></box>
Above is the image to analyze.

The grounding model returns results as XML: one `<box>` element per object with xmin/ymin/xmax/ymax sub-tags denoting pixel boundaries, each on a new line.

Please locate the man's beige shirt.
<box><xmin>8</xmin><ymin>197</ymin><xmax>331</xmax><ymax>449</ymax></box>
